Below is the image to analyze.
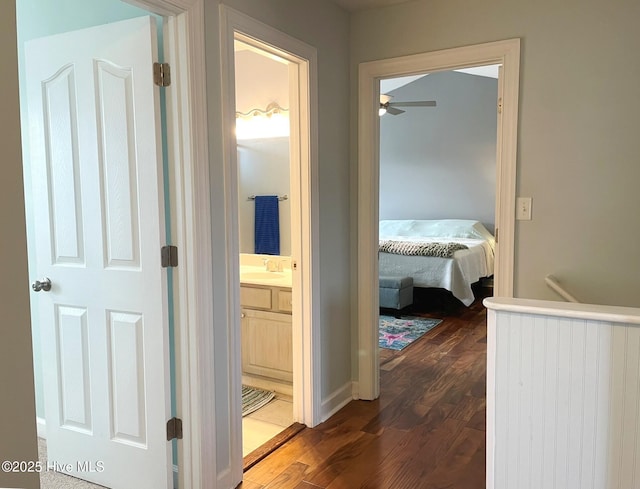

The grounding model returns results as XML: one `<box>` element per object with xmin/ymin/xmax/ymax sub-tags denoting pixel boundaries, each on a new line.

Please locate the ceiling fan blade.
<box><xmin>386</xmin><ymin>106</ymin><xmax>405</xmax><ymax>115</ymax></box>
<box><xmin>389</xmin><ymin>100</ymin><xmax>437</xmax><ymax>107</ymax></box>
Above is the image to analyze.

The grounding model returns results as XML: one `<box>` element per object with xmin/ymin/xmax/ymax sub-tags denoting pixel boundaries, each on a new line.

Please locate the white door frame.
<box><xmin>219</xmin><ymin>4</ymin><xmax>321</xmax><ymax>480</ymax></box>
<box><xmin>125</xmin><ymin>0</ymin><xmax>213</xmax><ymax>487</ymax></box>
<box><xmin>357</xmin><ymin>39</ymin><xmax>520</xmax><ymax>400</ymax></box>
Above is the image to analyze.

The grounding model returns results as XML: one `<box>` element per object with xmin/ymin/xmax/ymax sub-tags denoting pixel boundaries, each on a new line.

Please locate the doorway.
<box><xmin>219</xmin><ymin>5</ymin><xmax>320</xmax><ymax>482</ymax></box>
<box><xmin>357</xmin><ymin>39</ymin><xmax>521</xmax><ymax>400</ymax></box>
<box><xmin>234</xmin><ymin>38</ymin><xmax>298</xmax><ymax>458</ymax></box>
<box><xmin>378</xmin><ymin>65</ymin><xmax>499</xmax><ymax>302</ymax></box>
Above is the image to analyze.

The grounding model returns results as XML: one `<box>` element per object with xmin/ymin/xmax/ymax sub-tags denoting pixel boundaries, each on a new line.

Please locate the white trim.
<box><xmin>219</xmin><ymin>5</ymin><xmax>321</xmax><ymax>486</ymax></box>
<box><xmin>484</xmin><ymin>297</ymin><xmax>640</xmax><ymax>324</ymax></box>
<box><xmin>320</xmin><ymin>382</ymin><xmax>355</xmax><ymax>422</ymax></box>
<box><xmin>125</xmin><ymin>1</ymin><xmax>212</xmax><ymax>488</ymax></box>
<box><xmin>218</xmin><ymin>10</ymin><xmax>243</xmax><ymax>485</ymax></box>
<box><xmin>485</xmin><ymin>308</ymin><xmax>497</xmax><ymax>489</ymax></box>
<box><xmin>36</xmin><ymin>417</ymin><xmax>46</xmax><ymax>439</ymax></box>
<box><xmin>351</xmin><ymin>381</ymin><xmax>360</xmax><ymax>400</ymax></box>
<box><xmin>357</xmin><ymin>39</ymin><xmax>520</xmax><ymax>400</ymax></box>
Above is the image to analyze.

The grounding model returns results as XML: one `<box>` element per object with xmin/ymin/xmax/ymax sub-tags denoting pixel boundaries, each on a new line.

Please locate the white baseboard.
<box><xmin>320</xmin><ymin>381</ymin><xmax>354</xmax><ymax>422</ymax></box>
<box><xmin>36</xmin><ymin>417</ymin><xmax>46</xmax><ymax>439</ymax></box>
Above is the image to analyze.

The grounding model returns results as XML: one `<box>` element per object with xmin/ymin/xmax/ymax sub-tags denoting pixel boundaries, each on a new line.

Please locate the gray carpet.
<box><xmin>38</xmin><ymin>438</ymin><xmax>107</xmax><ymax>489</ymax></box>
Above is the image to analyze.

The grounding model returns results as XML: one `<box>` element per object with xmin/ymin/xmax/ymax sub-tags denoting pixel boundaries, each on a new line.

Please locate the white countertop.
<box><xmin>239</xmin><ymin>266</ymin><xmax>292</xmax><ymax>288</ymax></box>
<box><xmin>239</xmin><ymin>253</ymin><xmax>292</xmax><ymax>288</ymax></box>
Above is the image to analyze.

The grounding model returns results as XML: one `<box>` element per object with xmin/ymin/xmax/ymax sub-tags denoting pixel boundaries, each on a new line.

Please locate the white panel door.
<box><xmin>25</xmin><ymin>17</ymin><xmax>171</xmax><ymax>489</ymax></box>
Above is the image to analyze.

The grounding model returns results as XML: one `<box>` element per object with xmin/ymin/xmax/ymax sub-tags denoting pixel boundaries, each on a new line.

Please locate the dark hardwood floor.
<box><xmin>240</xmin><ymin>286</ymin><xmax>490</xmax><ymax>489</ymax></box>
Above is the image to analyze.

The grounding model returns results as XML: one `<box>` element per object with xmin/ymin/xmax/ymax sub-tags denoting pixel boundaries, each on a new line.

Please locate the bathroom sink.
<box><xmin>241</xmin><ymin>271</ymin><xmax>286</xmax><ymax>281</ymax></box>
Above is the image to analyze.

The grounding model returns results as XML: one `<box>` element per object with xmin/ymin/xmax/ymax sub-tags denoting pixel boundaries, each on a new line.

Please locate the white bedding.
<box><xmin>379</xmin><ymin>220</ymin><xmax>495</xmax><ymax>306</ymax></box>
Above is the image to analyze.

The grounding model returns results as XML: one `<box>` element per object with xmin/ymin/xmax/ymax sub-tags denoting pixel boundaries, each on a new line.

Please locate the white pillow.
<box><xmin>379</xmin><ymin>219</ymin><xmax>494</xmax><ymax>242</ymax></box>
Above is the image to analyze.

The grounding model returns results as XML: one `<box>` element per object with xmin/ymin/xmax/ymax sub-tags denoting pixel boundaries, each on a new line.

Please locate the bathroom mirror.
<box><xmin>235</xmin><ymin>40</ymin><xmax>291</xmax><ymax>256</ymax></box>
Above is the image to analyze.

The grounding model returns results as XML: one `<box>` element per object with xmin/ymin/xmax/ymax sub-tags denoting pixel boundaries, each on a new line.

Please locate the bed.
<box><xmin>379</xmin><ymin>219</ymin><xmax>495</xmax><ymax>306</ymax></box>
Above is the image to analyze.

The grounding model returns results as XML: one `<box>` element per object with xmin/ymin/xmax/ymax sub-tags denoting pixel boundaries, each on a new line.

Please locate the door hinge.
<box><xmin>495</xmin><ymin>227</ymin><xmax>499</xmax><ymax>244</ymax></box>
<box><xmin>497</xmin><ymin>97</ymin><xmax>503</xmax><ymax>114</ymax></box>
<box><xmin>161</xmin><ymin>245</ymin><xmax>178</xmax><ymax>268</ymax></box>
<box><xmin>166</xmin><ymin>417</ymin><xmax>183</xmax><ymax>440</ymax></box>
<box><xmin>153</xmin><ymin>62</ymin><xmax>171</xmax><ymax>87</ymax></box>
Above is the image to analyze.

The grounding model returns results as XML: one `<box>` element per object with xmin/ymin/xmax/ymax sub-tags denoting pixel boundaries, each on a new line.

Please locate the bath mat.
<box><xmin>242</xmin><ymin>385</ymin><xmax>276</xmax><ymax>417</ymax></box>
<box><xmin>379</xmin><ymin>315</ymin><xmax>443</xmax><ymax>351</ymax></box>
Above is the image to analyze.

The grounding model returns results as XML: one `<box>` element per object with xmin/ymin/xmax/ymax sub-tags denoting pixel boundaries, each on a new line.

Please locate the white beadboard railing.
<box><xmin>485</xmin><ymin>297</ymin><xmax>640</xmax><ymax>489</ymax></box>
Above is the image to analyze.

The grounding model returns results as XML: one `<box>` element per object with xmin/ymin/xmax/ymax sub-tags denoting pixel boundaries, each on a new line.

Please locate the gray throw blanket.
<box><xmin>379</xmin><ymin>240</ymin><xmax>468</xmax><ymax>258</ymax></box>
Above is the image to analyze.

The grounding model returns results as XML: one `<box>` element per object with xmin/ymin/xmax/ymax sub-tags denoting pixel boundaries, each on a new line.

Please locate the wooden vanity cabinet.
<box><xmin>240</xmin><ymin>285</ymin><xmax>292</xmax><ymax>383</ymax></box>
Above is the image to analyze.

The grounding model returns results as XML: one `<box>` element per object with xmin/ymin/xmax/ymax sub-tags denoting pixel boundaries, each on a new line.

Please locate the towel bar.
<box><xmin>247</xmin><ymin>195</ymin><xmax>288</xmax><ymax>201</ymax></box>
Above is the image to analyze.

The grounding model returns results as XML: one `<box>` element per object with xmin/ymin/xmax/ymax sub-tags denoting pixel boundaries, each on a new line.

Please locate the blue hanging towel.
<box><xmin>254</xmin><ymin>195</ymin><xmax>280</xmax><ymax>255</ymax></box>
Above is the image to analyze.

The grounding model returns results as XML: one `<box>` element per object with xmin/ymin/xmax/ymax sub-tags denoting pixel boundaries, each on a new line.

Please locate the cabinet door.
<box><xmin>277</xmin><ymin>290</ymin><xmax>293</xmax><ymax>312</ymax></box>
<box><xmin>241</xmin><ymin>309</ymin><xmax>293</xmax><ymax>382</ymax></box>
<box><xmin>240</xmin><ymin>285</ymin><xmax>272</xmax><ymax>310</ymax></box>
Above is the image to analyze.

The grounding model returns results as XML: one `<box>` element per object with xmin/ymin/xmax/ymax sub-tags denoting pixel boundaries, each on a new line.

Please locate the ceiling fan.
<box><xmin>379</xmin><ymin>94</ymin><xmax>436</xmax><ymax>116</ymax></box>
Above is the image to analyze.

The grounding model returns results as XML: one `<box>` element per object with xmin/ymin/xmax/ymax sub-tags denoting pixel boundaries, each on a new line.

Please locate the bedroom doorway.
<box><xmin>358</xmin><ymin>39</ymin><xmax>521</xmax><ymax>400</ymax></box>
<box><xmin>378</xmin><ymin>66</ymin><xmax>499</xmax><ymax>310</ymax></box>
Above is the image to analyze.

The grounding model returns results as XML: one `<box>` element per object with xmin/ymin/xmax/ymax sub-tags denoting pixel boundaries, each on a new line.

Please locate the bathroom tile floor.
<box><xmin>242</xmin><ymin>397</ymin><xmax>294</xmax><ymax>456</ymax></box>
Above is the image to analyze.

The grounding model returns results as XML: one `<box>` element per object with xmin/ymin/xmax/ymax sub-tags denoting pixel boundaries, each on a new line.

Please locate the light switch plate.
<box><xmin>516</xmin><ymin>197</ymin><xmax>532</xmax><ymax>220</ymax></box>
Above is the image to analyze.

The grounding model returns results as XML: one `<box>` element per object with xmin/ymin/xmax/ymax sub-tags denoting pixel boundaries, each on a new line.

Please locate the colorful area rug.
<box><xmin>242</xmin><ymin>385</ymin><xmax>276</xmax><ymax>417</ymax></box>
<box><xmin>379</xmin><ymin>315</ymin><xmax>443</xmax><ymax>351</ymax></box>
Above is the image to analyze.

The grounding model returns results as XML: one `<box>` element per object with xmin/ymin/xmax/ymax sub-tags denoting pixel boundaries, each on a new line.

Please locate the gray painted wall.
<box><xmin>352</xmin><ymin>0</ymin><xmax>640</xmax><ymax>307</ymax></box>
<box><xmin>0</xmin><ymin>2</ymin><xmax>38</xmax><ymax>488</ymax></box>
<box><xmin>380</xmin><ymin>71</ymin><xmax>497</xmax><ymax>232</ymax></box>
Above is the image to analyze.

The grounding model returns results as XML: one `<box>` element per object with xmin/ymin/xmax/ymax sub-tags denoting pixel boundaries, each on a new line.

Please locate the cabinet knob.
<box><xmin>241</xmin><ymin>312</ymin><xmax>246</xmax><ymax>319</ymax></box>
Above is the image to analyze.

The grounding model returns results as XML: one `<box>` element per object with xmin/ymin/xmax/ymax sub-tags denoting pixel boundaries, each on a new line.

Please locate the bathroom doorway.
<box><xmin>220</xmin><ymin>8</ymin><xmax>320</xmax><ymax>472</ymax></box>
<box><xmin>234</xmin><ymin>38</ymin><xmax>297</xmax><ymax>458</ymax></box>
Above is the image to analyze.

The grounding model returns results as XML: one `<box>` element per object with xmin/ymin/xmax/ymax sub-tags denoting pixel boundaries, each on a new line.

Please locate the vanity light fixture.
<box><xmin>235</xmin><ymin>102</ymin><xmax>290</xmax><ymax>140</ymax></box>
<box><xmin>236</xmin><ymin>101</ymin><xmax>288</xmax><ymax>119</ymax></box>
